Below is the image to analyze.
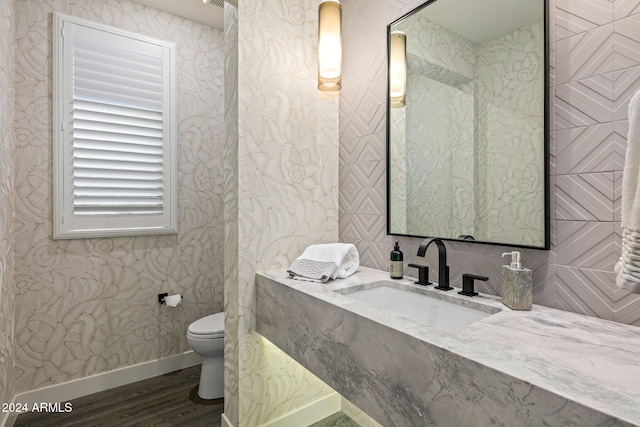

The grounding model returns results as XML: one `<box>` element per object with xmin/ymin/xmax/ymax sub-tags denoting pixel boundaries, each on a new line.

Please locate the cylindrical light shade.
<box><xmin>389</xmin><ymin>31</ymin><xmax>406</xmax><ymax>108</ymax></box>
<box><xmin>318</xmin><ymin>0</ymin><xmax>342</xmax><ymax>91</ymax></box>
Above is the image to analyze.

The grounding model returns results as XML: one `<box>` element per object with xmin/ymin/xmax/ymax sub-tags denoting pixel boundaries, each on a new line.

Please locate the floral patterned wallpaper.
<box><xmin>224</xmin><ymin>0</ymin><xmax>340</xmax><ymax>425</ymax></box>
<box><xmin>397</xmin><ymin>15</ymin><xmax>477</xmax><ymax>239</ymax></box>
<box><xmin>0</xmin><ymin>0</ymin><xmax>16</xmax><ymax>417</ymax></box>
<box><xmin>12</xmin><ymin>0</ymin><xmax>225</xmax><ymax>393</ymax></box>
<box><xmin>404</xmin><ymin>75</ymin><xmax>475</xmax><ymax>238</ymax></box>
<box><xmin>388</xmin><ymin>107</ymin><xmax>407</xmax><ymax>233</ymax></box>
<box><xmin>397</xmin><ymin>13</ymin><xmax>476</xmax><ymax>82</ymax></box>
<box><xmin>475</xmin><ymin>20</ymin><xmax>546</xmax><ymax>246</ymax></box>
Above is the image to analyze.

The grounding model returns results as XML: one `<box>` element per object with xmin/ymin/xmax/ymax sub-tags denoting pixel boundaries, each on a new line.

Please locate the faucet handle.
<box><xmin>408</xmin><ymin>263</ymin><xmax>429</xmax><ymax>286</ymax></box>
<box><xmin>458</xmin><ymin>273</ymin><xmax>488</xmax><ymax>297</ymax></box>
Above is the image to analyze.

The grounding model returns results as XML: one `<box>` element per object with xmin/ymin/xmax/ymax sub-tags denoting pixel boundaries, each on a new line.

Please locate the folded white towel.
<box><xmin>616</xmin><ymin>88</ymin><xmax>640</xmax><ymax>294</ymax></box>
<box><xmin>287</xmin><ymin>243</ymin><xmax>360</xmax><ymax>283</ymax></box>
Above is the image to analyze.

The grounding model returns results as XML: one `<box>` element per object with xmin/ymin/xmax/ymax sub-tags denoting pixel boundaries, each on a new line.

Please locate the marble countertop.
<box><xmin>258</xmin><ymin>267</ymin><xmax>640</xmax><ymax>425</ymax></box>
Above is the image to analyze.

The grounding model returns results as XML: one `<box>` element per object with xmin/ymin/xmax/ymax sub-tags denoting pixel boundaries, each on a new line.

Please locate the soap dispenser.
<box><xmin>501</xmin><ymin>251</ymin><xmax>532</xmax><ymax>310</ymax></box>
<box><xmin>390</xmin><ymin>241</ymin><xmax>404</xmax><ymax>279</ymax></box>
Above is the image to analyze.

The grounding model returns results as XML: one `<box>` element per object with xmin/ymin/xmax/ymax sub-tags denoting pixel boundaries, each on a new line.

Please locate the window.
<box><xmin>53</xmin><ymin>13</ymin><xmax>177</xmax><ymax>239</ymax></box>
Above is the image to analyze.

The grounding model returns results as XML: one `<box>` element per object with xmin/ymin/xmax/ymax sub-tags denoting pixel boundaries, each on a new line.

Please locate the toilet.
<box><xmin>187</xmin><ymin>312</ymin><xmax>224</xmax><ymax>399</ymax></box>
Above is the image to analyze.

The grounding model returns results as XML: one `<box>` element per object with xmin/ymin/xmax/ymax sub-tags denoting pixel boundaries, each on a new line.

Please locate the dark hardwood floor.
<box><xmin>14</xmin><ymin>365</ymin><xmax>223</xmax><ymax>427</ymax></box>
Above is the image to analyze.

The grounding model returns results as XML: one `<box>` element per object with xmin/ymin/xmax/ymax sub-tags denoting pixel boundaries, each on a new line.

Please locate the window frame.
<box><xmin>53</xmin><ymin>13</ymin><xmax>178</xmax><ymax>239</ymax></box>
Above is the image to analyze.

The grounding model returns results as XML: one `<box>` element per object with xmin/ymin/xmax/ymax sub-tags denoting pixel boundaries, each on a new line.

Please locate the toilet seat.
<box><xmin>187</xmin><ymin>331</ymin><xmax>223</xmax><ymax>339</ymax></box>
<box><xmin>188</xmin><ymin>312</ymin><xmax>224</xmax><ymax>338</ymax></box>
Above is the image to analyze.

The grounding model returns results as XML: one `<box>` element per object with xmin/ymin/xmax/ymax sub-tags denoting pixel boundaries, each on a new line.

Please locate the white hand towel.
<box><xmin>616</xmin><ymin>88</ymin><xmax>640</xmax><ymax>294</ymax></box>
<box><xmin>287</xmin><ymin>243</ymin><xmax>360</xmax><ymax>283</ymax></box>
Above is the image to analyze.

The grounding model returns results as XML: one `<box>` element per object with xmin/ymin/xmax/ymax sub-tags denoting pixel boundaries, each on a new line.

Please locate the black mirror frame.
<box><xmin>385</xmin><ymin>0</ymin><xmax>550</xmax><ymax>251</ymax></box>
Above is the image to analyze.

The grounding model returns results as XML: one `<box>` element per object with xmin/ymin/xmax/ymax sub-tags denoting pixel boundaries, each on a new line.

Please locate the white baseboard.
<box><xmin>261</xmin><ymin>392</ymin><xmax>341</xmax><ymax>427</ymax></box>
<box><xmin>1</xmin><ymin>410</ymin><xmax>9</xmax><ymax>427</ymax></box>
<box><xmin>4</xmin><ymin>351</ymin><xmax>201</xmax><ymax>427</ymax></box>
<box><xmin>221</xmin><ymin>412</ymin><xmax>234</xmax><ymax>427</ymax></box>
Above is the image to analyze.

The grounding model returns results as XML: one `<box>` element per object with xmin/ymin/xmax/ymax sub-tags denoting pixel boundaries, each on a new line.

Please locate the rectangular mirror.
<box><xmin>387</xmin><ymin>0</ymin><xmax>549</xmax><ymax>249</ymax></box>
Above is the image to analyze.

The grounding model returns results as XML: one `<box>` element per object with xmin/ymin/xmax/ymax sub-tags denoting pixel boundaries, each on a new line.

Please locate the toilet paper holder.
<box><xmin>158</xmin><ymin>293</ymin><xmax>183</xmax><ymax>305</ymax></box>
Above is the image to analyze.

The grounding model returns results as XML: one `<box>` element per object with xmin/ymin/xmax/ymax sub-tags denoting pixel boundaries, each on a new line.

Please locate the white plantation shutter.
<box><xmin>53</xmin><ymin>13</ymin><xmax>177</xmax><ymax>239</ymax></box>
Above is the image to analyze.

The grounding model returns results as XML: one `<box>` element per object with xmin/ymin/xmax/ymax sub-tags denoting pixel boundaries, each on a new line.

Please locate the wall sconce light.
<box><xmin>389</xmin><ymin>31</ymin><xmax>406</xmax><ymax>108</ymax></box>
<box><xmin>318</xmin><ymin>0</ymin><xmax>342</xmax><ymax>91</ymax></box>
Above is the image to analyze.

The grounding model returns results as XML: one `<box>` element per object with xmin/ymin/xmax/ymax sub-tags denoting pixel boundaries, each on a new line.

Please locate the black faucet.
<box><xmin>417</xmin><ymin>238</ymin><xmax>453</xmax><ymax>291</ymax></box>
<box><xmin>459</xmin><ymin>273</ymin><xmax>488</xmax><ymax>297</ymax></box>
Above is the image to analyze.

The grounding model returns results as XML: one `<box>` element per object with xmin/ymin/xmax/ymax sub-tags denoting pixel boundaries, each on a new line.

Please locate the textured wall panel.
<box><xmin>339</xmin><ymin>105</ymin><xmax>386</xmax><ymax>141</ymax></box>
<box><xmin>555</xmin><ymin>75</ymin><xmax>615</xmax><ymax>129</ymax></box>
<box><xmin>556</xmin><ymin>221</ymin><xmax>615</xmax><ymax>270</ymax></box>
<box><xmin>614</xmin><ymin>14</ymin><xmax>640</xmax><ymax>69</ymax></box>
<box><xmin>555</xmin><ymin>24</ymin><xmax>614</xmax><ymax>85</ymax></box>
<box><xmin>339</xmin><ymin>134</ymin><xmax>386</xmax><ymax>167</ymax></box>
<box><xmin>340</xmin><ymin>162</ymin><xmax>386</xmax><ymax>190</ymax></box>
<box><xmin>555</xmin><ymin>0</ymin><xmax>612</xmax><ymax>41</ymax></box>
<box><xmin>340</xmin><ymin>188</ymin><xmax>385</xmax><ymax>215</ymax></box>
<box><xmin>340</xmin><ymin>214</ymin><xmax>387</xmax><ymax>243</ymax></box>
<box><xmin>339</xmin><ymin>0</ymin><xmax>426</xmax><ymax>279</ymax></box>
<box><xmin>614</xmin><ymin>171</ymin><xmax>623</xmax><ymax>223</ymax></box>
<box><xmin>340</xmin><ymin>83</ymin><xmax>386</xmax><ymax>117</ymax></box>
<box><xmin>615</xmin><ymin>285</ymin><xmax>640</xmax><ymax>324</ymax></box>
<box><xmin>614</xmin><ymin>120</ymin><xmax>629</xmax><ymax>170</ymax></box>
<box><xmin>532</xmin><ymin>263</ymin><xmax>558</xmax><ymax>307</ymax></box>
<box><xmin>555</xmin><ymin>124</ymin><xmax>615</xmax><ymax>174</ymax></box>
<box><xmin>555</xmin><ymin>173</ymin><xmax>614</xmax><ymax>221</ymax></box>
<box><xmin>556</xmin><ymin>265</ymin><xmax>615</xmax><ymax>320</ymax></box>
<box><xmin>614</xmin><ymin>0</ymin><xmax>640</xmax><ymax>20</ymax></box>
<box><xmin>614</xmin><ymin>66</ymin><xmax>640</xmax><ymax>120</ymax></box>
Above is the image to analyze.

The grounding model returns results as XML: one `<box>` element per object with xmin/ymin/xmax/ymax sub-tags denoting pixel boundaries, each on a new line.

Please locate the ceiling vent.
<box><xmin>203</xmin><ymin>0</ymin><xmax>224</xmax><ymax>7</ymax></box>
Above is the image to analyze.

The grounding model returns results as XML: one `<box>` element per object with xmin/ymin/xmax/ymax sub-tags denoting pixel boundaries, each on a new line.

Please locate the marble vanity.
<box><xmin>255</xmin><ymin>267</ymin><xmax>640</xmax><ymax>427</ymax></box>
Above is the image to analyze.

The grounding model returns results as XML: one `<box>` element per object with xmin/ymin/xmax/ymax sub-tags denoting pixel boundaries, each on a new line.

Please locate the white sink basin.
<box><xmin>338</xmin><ymin>283</ymin><xmax>499</xmax><ymax>330</ymax></box>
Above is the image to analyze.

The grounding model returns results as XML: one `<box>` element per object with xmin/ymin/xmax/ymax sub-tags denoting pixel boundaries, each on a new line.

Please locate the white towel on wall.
<box><xmin>287</xmin><ymin>243</ymin><xmax>360</xmax><ymax>283</ymax></box>
<box><xmin>616</xmin><ymin>88</ymin><xmax>640</xmax><ymax>294</ymax></box>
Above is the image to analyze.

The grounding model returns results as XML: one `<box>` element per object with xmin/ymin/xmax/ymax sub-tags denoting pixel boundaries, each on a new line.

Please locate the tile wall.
<box><xmin>340</xmin><ymin>0</ymin><xmax>640</xmax><ymax>326</ymax></box>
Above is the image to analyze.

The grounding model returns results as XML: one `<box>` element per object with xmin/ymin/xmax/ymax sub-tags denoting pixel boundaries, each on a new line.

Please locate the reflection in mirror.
<box><xmin>387</xmin><ymin>0</ymin><xmax>549</xmax><ymax>249</ymax></box>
